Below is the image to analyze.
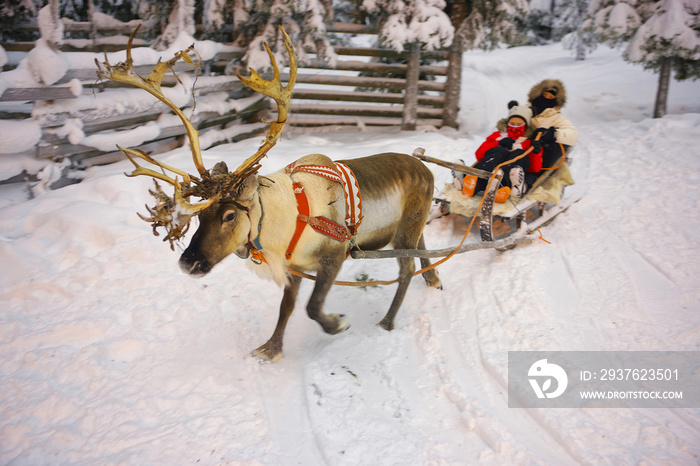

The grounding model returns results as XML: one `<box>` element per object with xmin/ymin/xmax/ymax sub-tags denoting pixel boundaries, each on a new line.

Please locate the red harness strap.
<box><xmin>285</xmin><ymin>183</ymin><xmax>351</xmax><ymax>260</ymax></box>
<box><xmin>334</xmin><ymin>162</ymin><xmax>362</xmax><ymax>236</ymax></box>
<box><xmin>286</xmin><ymin>161</ymin><xmax>363</xmax><ymax>235</ymax></box>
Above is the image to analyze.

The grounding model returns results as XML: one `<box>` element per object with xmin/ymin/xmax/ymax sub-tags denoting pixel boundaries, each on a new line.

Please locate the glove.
<box><xmin>530</xmin><ymin>140</ymin><xmax>543</xmax><ymax>153</ymax></box>
<box><xmin>540</xmin><ymin>126</ymin><xmax>556</xmax><ymax>143</ymax></box>
<box><xmin>499</xmin><ymin>137</ymin><xmax>514</xmax><ymax>149</ymax></box>
<box><xmin>533</xmin><ymin>127</ymin><xmax>553</xmax><ymax>142</ymax></box>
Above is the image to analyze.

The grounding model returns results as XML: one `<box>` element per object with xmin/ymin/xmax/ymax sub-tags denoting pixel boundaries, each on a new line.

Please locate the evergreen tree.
<box><xmin>525</xmin><ymin>0</ymin><xmax>553</xmax><ymax>43</ymax></box>
<box><xmin>551</xmin><ymin>0</ymin><xmax>588</xmax><ymax>41</ymax></box>
<box><xmin>0</xmin><ymin>0</ymin><xmax>37</xmax><ymax>42</ymax></box>
<box><xmin>560</xmin><ymin>0</ymin><xmax>596</xmax><ymax>60</ymax></box>
<box><xmin>152</xmin><ymin>0</ymin><xmax>196</xmax><ymax>50</ymax></box>
<box><xmin>526</xmin><ymin>0</ymin><xmax>589</xmax><ymax>44</ymax></box>
<box><xmin>361</xmin><ymin>0</ymin><xmax>454</xmax><ymax>52</ymax></box>
<box><xmin>583</xmin><ymin>0</ymin><xmax>644</xmax><ymax>45</ymax></box>
<box><xmin>450</xmin><ymin>0</ymin><xmax>528</xmax><ymax>51</ymax></box>
<box><xmin>219</xmin><ymin>0</ymin><xmax>337</xmax><ymax>73</ymax></box>
<box><xmin>584</xmin><ymin>0</ymin><xmax>700</xmax><ymax>117</ymax></box>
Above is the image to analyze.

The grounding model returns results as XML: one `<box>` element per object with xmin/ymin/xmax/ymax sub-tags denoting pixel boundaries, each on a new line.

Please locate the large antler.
<box><xmin>95</xmin><ymin>26</ymin><xmax>296</xmax><ymax>249</ymax></box>
<box><xmin>234</xmin><ymin>26</ymin><xmax>297</xmax><ymax>180</ymax></box>
<box><xmin>96</xmin><ymin>26</ymin><xmax>207</xmax><ymax>178</ymax></box>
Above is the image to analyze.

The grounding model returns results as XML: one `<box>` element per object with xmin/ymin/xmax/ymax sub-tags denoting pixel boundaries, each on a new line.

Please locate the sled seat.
<box><xmin>440</xmin><ymin>160</ymin><xmax>575</xmax><ymax>219</ymax></box>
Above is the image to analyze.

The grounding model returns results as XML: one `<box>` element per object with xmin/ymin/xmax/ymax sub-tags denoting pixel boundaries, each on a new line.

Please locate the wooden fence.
<box><xmin>1</xmin><ymin>21</ymin><xmax>457</xmax><ymax>172</ymax></box>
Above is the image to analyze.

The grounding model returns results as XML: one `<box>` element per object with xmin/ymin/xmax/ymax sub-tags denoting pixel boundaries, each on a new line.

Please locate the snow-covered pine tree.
<box><xmin>201</xmin><ymin>0</ymin><xmax>229</xmax><ymax>41</ymax></box>
<box><xmin>526</xmin><ymin>0</ymin><xmax>586</xmax><ymax>44</ymax></box>
<box><xmin>626</xmin><ymin>0</ymin><xmax>700</xmax><ymax>117</ymax></box>
<box><xmin>0</xmin><ymin>0</ymin><xmax>36</xmax><ymax>42</ymax></box>
<box><xmin>585</xmin><ymin>0</ymin><xmax>700</xmax><ymax>117</ymax></box>
<box><xmin>451</xmin><ymin>0</ymin><xmax>528</xmax><ymax>51</ymax></box>
<box><xmin>152</xmin><ymin>0</ymin><xmax>196</xmax><ymax>50</ymax></box>
<box><xmin>27</xmin><ymin>0</ymin><xmax>72</xmax><ymax>85</ymax></box>
<box><xmin>361</xmin><ymin>0</ymin><xmax>454</xmax><ymax>52</ymax></box>
<box><xmin>583</xmin><ymin>0</ymin><xmax>644</xmax><ymax>46</ymax></box>
<box><xmin>559</xmin><ymin>0</ymin><xmax>597</xmax><ymax>60</ymax></box>
<box><xmin>302</xmin><ymin>0</ymin><xmax>338</xmax><ymax>67</ymax></box>
<box><xmin>551</xmin><ymin>0</ymin><xmax>588</xmax><ymax>41</ymax></box>
<box><xmin>525</xmin><ymin>0</ymin><xmax>553</xmax><ymax>43</ymax></box>
<box><xmin>223</xmin><ymin>0</ymin><xmax>336</xmax><ymax>74</ymax></box>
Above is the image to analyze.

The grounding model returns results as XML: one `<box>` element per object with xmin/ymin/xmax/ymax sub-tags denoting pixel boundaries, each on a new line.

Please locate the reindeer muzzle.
<box><xmin>179</xmin><ymin>253</ymin><xmax>212</xmax><ymax>277</ymax></box>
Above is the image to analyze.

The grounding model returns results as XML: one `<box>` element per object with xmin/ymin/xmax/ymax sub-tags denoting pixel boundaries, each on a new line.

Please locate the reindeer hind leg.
<box><xmin>378</xmin><ymin>255</ymin><xmax>415</xmax><ymax>331</ymax></box>
<box><xmin>417</xmin><ymin>234</ymin><xmax>442</xmax><ymax>289</ymax></box>
<box><xmin>378</xmin><ymin>216</ymin><xmax>426</xmax><ymax>331</ymax></box>
<box><xmin>379</xmin><ymin>208</ymin><xmax>441</xmax><ymax>330</ymax></box>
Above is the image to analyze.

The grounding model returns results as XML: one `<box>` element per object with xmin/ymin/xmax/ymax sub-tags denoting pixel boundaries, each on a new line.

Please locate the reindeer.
<box><xmin>97</xmin><ymin>28</ymin><xmax>442</xmax><ymax>362</ymax></box>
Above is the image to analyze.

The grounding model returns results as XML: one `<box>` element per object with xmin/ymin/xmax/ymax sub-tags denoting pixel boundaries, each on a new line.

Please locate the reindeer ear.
<box><xmin>211</xmin><ymin>161</ymin><xmax>229</xmax><ymax>176</ymax></box>
<box><xmin>234</xmin><ymin>175</ymin><xmax>259</xmax><ymax>204</ymax></box>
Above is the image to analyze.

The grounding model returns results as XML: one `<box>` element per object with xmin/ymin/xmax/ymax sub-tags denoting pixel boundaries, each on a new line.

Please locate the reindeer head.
<box><xmin>97</xmin><ymin>26</ymin><xmax>296</xmax><ymax>274</ymax></box>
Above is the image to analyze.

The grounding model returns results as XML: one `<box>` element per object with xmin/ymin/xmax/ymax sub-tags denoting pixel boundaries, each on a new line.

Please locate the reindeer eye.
<box><xmin>223</xmin><ymin>211</ymin><xmax>236</xmax><ymax>222</ymax></box>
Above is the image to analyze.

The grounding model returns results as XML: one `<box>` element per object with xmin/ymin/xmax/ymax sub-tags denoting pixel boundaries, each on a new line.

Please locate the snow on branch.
<box><xmin>625</xmin><ymin>0</ymin><xmax>700</xmax><ymax>63</ymax></box>
<box><xmin>152</xmin><ymin>0</ymin><xmax>197</xmax><ymax>51</ymax></box>
<box><xmin>363</xmin><ymin>0</ymin><xmax>454</xmax><ymax>52</ymax></box>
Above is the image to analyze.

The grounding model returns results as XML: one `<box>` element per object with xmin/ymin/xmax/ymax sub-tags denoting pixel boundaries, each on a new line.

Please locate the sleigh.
<box><xmin>413</xmin><ymin>147</ymin><xmax>580</xmax><ymax>251</ymax></box>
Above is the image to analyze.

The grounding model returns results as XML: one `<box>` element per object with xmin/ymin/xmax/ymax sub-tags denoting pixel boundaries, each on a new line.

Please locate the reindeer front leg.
<box><xmin>306</xmin><ymin>255</ymin><xmax>350</xmax><ymax>335</ymax></box>
<box><xmin>253</xmin><ymin>273</ymin><xmax>302</xmax><ymax>362</ymax></box>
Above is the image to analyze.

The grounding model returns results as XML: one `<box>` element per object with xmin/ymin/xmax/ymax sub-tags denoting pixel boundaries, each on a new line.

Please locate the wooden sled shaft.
<box><xmin>350</xmin><ymin>234</ymin><xmax>536</xmax><ymax>259</ymax></box>
<box><xmin>412</xmin><ymin>150</ymin><xmax>492</xmax><ymax>180</ymax></box>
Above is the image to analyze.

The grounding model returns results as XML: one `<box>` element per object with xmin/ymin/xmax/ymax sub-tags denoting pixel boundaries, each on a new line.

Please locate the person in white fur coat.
<box><xmin>526</xmin><ymin>79</ymin><xmax>579</xmax><ymax>187</ymax></box>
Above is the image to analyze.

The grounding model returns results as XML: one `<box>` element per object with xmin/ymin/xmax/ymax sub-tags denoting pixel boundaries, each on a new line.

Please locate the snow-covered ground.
<box><xmin>1</xmin><ymin>43</ymin><xmax>699</xmax><ymax>464</ymax></box>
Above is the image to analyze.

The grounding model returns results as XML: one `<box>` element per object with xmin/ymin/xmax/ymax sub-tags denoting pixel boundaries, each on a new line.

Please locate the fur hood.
<box><xmin>528</xmin><ymin>79</ymin><xmax>567</xmax><ymax>108</ymax></box>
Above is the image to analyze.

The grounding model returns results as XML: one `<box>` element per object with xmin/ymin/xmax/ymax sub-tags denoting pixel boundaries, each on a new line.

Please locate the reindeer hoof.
<box><xmin>322</xmin><ymin>313</ymin><xmax>350</xmax><ymax>335</ymax></box>
<box><xmin>252</xmin><ymin>343</ymin><xmax>283</xmax><ymax>363</ymax></box>
<box><xmin>430</xmin><ymin>279</ymin><xmax>443</xmax><ymax>290</ymax></box>
<box><xmin>314</xmin><ymin>314</ymin><xmax>350</xmax><ymax>335</ymax></box>
<box><xmin>423</xmin><ymin>271</ymin><xmax>442</xmax><ymax>289</ymax></box>
<box><xmin>378</xmin><ymin>318</ymin><xmax>394</xmax><ymax>331</ymax></box>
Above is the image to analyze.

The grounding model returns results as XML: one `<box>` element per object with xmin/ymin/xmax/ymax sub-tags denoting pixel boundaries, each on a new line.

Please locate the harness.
<box><xmin>247</xmin><ymin>161</ymin><xmax>363</xmax><ymax>263</ymax></box>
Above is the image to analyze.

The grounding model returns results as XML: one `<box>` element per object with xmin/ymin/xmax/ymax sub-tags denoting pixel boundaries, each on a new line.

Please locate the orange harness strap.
<box><xmin>285</xmin><ymin>183</ymin><xmax>351</xmax><ymax>260</ymax></box>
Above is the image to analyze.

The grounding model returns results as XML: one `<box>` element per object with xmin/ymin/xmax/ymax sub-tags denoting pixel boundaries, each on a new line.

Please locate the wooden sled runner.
<box><xmin>413</xmin><ymin>147</ymin><xmax>581</xmax><ymax>251</ymax></box>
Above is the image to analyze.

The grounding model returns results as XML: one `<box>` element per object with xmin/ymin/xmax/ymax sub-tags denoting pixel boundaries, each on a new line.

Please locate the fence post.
<box><xmin>402</xmin><ymin>43</ymin><xmax>420</xmax><ymax>131</ymax></box>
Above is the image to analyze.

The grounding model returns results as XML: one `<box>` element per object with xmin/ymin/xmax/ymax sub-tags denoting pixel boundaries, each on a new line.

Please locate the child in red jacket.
<box><xmin>461</xmin><ymin>101</ymin><xmax>543</xmax><ymax>202</ymax></box>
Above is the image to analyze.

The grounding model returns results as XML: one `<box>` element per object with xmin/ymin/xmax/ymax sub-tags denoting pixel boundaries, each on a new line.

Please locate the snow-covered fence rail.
<box><xmin>0</xmin><ymin>47</ymin><xmax>270</xmax><ymax>171</ymax></box>
<box><xmin>0</xmin><ymin>62</ymin><xmax>197</xmax><ymax>102</ymax></box>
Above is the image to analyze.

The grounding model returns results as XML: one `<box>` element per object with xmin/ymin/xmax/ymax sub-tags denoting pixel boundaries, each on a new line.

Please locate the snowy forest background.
<box><xmin>2</xmin><ymin>0</ymin><xmax>699</xmax><ymax>120</ymax></box>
